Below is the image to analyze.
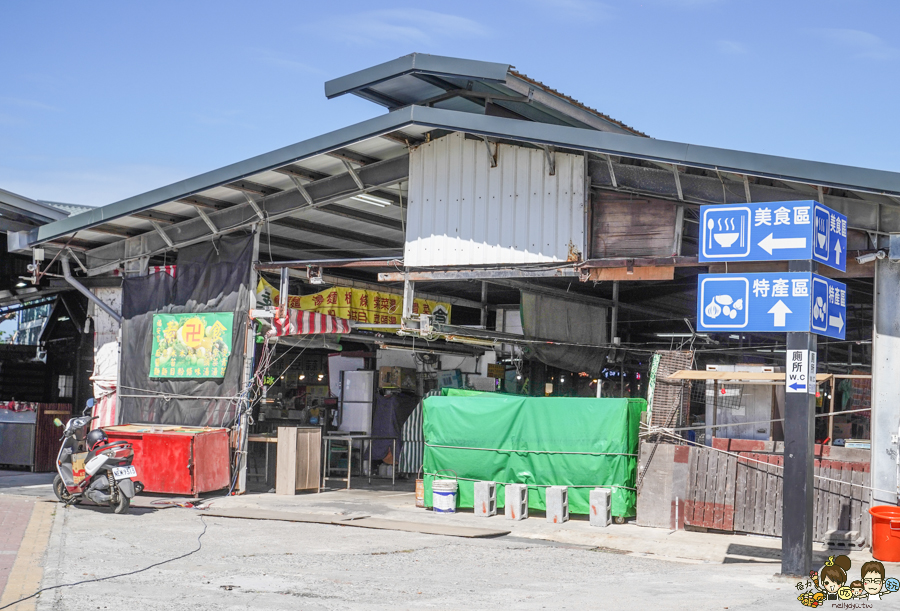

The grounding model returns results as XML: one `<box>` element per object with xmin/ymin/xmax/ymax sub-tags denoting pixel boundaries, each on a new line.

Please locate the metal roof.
<box><xmin>18</xmin><ymin>103</ymin><xmax>900</xmax><ymax>256</ymax></box>
<box><xmin>325</xmin><ymin>53</ymin><xmax>646</xmax><ymax>136</ymax></box>
<box><xmin>0</xmin><ymin>188</ymin><xmax>70</xmax><ymax>232</ymax></box>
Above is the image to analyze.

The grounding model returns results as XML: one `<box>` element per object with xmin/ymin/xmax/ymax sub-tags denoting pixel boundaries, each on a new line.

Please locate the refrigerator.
<box><xmin>340</xmin><ymin>370</ymin><xmax>374</xmax><ymax>434</ymax></box>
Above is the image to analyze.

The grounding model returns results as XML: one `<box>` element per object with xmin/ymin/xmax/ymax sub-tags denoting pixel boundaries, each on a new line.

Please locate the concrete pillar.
<box><xmin>872</xmin><ymin>259</ymin><xmax>900</xmax><ymax>507</ymax></box>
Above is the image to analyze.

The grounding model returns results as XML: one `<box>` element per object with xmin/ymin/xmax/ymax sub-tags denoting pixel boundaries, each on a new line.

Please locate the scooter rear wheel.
<box><xmin>52</xmin><ymin>474</ymin><xmax>79</xmax><ymax>505</ymax></box>
<box><xmin>113</xmin><ymin>490</ymin><xmax>130</xmax><ymax>514</ymax></box>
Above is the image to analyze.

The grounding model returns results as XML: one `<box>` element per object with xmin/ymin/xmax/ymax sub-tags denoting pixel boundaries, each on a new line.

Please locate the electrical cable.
<box><xmin>0</xmin><ymin>515</ymin><xmax>208</xmax><ymax>610</ymax></box>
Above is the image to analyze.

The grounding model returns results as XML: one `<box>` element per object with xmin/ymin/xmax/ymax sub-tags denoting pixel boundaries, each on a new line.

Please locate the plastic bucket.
<box><xmin>432</xmin><ymin>479</ymin><xmax>458</xmax><ymax>514</ymax></box>
<box><xmin>869</xmin><ymin>505</ymin><xmax>900</xmax><ymax>562</ymax></box>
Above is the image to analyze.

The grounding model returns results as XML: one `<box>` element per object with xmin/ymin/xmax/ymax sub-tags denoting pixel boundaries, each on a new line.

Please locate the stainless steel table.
<box><xmin>322</xmin><ymin>435</ymin><xmax>397</xmax><ymax>490</ymax></box>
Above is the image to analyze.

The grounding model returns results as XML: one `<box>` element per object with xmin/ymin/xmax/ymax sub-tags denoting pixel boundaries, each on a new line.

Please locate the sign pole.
<box><xmin>781</xmin><ymin>260</ymin><xmax>817</xmax><ymax>576</ymax></box>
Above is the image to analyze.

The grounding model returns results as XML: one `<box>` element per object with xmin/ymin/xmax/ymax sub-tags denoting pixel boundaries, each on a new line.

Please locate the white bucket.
<box><xmin>432</xmin><ymin>479</ymin><xmax>458</xmax><ymax>514</ymax></box>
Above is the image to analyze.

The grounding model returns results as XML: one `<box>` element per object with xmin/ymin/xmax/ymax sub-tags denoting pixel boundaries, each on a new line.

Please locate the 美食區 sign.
<box><xmin>699</xmin><ymin>201</ymin><xmax>847</xmax><ymax>272</ymax></box>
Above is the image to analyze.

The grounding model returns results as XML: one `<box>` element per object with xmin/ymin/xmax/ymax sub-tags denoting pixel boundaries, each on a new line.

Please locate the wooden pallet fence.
<box><xmin>684</xmin><ymin>446</ymin><xmax>737</xmax><ymax>530</ymax></box>
<box><xmin>683</xmin><ymin>440</ymin><xmax>871</xmax><ymax>544</ymax></box>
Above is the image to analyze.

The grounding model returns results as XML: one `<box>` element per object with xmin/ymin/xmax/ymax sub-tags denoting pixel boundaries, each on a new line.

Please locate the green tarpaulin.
<box><xmin>423</xmin><ymin>392</ymin><xmax>647</xmax><ymax>517</ymax></box>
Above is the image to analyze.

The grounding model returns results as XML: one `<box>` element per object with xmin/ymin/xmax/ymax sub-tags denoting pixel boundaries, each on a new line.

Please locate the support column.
<box><xmin>237</xmin><ymin>226</ymin><xmax>261</xmax><ymax>495</ymax></box>
<box><xmin>872</xmin><ymin>259</ymin><xmax>900</xmax><ymax>507</ymax></box>
<box><xmin>611</xmin><ymin>281</ymin><xmax>619</xmax><ymax>342</ymax></box>
<box><xmin>480</xmin><ymin>281</ymin><xmax>488</xmax><ymax>328</ymax></box>
<box><xmin>782</xmin><ymin>260</ymin><xmax>817</xmax><ymax>576</ymax></box>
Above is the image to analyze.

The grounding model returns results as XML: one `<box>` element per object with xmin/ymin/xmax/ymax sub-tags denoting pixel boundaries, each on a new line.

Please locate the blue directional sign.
<box><xmin>699</xmin><ymin>201</ymin><xmax>847</xmax><ymax>272</ymax></box>
<box><xmin>696</xmin><ymin>273</ymin><xmax>846</xmax><ymax>339</ymax></box>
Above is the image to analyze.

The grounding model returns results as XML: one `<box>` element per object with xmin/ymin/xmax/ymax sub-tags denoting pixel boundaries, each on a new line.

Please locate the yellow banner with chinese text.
<box><xmin>255</xmin><ymin>278</ymin><xmax>451</xmax><ymax>326</ymax></box>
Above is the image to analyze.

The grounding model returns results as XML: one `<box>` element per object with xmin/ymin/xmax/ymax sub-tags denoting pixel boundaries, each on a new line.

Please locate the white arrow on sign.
<box><xmin>834</xmin><ymin>241</ymin><xmax>843</xmax><ymax>266</ymax></box>
<box><xmin>829</xmin><ymin>313</ymin><xmax>844</xmax><ymax>333</ymax></box>
<box><xmin>758</xmin><ymin>233</ymin><xmax>807</xmax><ymax>255</ymax></box>
<box><xmin>768</xmin><ymin>300</ymin><xmax>792</xmax><ymax>327</ymax></box>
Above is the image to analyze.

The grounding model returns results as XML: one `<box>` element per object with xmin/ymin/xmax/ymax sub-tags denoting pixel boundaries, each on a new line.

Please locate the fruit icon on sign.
<box><xmin>813</xmin><ymin>296</ymin><xmax>826</xmax><ymax>322</ymax></box>
<box><xmin>705</xmin><ymin>294</ymin><xmax>744</xmax><ymax>320</ymax></box>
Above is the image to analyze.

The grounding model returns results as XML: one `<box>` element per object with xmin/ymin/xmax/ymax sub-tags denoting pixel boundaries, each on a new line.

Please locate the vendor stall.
<box><xmin>104</xmin><ymin>424</ymin><xmax>231</xmax><ymax>496</ymax></box>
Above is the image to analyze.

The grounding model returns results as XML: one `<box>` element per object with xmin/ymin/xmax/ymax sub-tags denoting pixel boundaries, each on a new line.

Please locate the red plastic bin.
<box><xmin>104</xmin><ymin>425</ymin><xmax>231</xmax><ymax>496</ymax></box>
<box><xmin>869</xmin><ymin>505</ymin><xmax>900</xmax><ymax>562</ymax></box>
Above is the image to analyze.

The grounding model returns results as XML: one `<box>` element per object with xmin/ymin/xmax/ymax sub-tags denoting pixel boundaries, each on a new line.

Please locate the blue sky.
<box><xmin>1</xmin><ymin>0</ymin><xmax>898</xmax><ymax>207</ymax></box>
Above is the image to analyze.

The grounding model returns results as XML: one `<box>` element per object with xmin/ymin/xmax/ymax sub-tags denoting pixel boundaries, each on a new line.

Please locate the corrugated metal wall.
<box><xmin>405</xmin><ymin>132</ymin><xmax>585</xmax><ymax>267</ymax></box>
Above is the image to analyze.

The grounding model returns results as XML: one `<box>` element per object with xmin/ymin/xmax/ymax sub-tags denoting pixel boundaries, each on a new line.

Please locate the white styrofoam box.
<box><xmin>474</xmin><ymin>481</ymin><xmax>497</xmax><ymax>517</ymax></box>
<box><xmin>468</xmin><ymin>375</ymin><xmax>497</xmax><ymax>392</ymax></box>
<box><xmin>546</xmin><ymin>486</ymin><xmax>569</xmax><ymax>524</ymax></box>
<box><xmin>505</xmin><ymin>483</ymin><xmax>528</xmax><ymax>521</ymax></box>
<box><xmin>590</xmin><ymin>488</ymin><xmax>612</xmax><ymax>527</ymax></box>
<box><xmin>405</xmin><ymin>132</ymin><xmax>585</xmax><ymax>267</ymax></box>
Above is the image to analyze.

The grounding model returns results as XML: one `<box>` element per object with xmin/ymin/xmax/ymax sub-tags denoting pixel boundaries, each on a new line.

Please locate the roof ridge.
<box><xmin>508</xmin><ymin>69</ymin><xmax>648</xmax><ymax>138</ymax></box>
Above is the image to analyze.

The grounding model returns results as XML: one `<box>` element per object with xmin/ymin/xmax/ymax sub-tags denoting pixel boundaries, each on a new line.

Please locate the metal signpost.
<box><xmin>697</xmin><ymin>201</ymin><xmax>847</xmax><ymax>577</ymax></box>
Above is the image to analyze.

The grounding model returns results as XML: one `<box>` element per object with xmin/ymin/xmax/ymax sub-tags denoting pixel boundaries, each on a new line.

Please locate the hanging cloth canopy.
<box><xmin>267</xmin><ymin>309</ymin><xmax>351</xmax><ymax>337</ymax></box>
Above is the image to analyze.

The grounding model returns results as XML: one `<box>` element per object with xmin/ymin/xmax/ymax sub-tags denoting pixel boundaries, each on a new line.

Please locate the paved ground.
<box><xmin>0</xmin><ymin>497</ymin><xmax>34</xmax><ymax>597</ymax></box>
<box><xmin>1</xmin><ymin>470</ymin><xmax>897</xmax><ymax>610</ymax></box>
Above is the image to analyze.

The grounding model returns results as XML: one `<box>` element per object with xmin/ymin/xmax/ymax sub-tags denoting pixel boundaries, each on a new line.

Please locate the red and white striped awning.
<box><xmin>267</xmin><ymin>309</ymin><xmax>351</xmax><ymax>337</ymax></box>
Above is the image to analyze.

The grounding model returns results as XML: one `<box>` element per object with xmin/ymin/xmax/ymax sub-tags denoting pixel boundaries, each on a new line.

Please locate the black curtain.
<box><xmin>118</xmin><ymin>233</ymin><xmax>254</xmax><ymax>426</ymax></box>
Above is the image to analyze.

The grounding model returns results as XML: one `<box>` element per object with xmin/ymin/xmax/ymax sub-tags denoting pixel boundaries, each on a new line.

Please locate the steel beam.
<box><xmin>256</xmin><ymin>257</ymin><xmax>398</xmax><ymax>271</ymax></box>
<box><xmin>378</xmin><ymin>267</ymin><xmax>578</xmax><ymax>282</ymax></box>
<box><xmin>83</xmin><ymin>155</ymin><xmax>409</xmax><ymax>272</ymax></box>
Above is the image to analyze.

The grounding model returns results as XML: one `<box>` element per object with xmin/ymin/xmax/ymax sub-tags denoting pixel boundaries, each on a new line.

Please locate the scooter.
<box><xmin>52</xmin><ymin>399</ymin><xmax>143</xmax><ymax>514</ymax></box>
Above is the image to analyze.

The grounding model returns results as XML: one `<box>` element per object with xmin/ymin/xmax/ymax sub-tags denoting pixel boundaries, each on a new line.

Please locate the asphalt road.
<box><xmin>28</xmin><ymin>500</ymin><xmax>805</xmax><ymax>611</ymax></box>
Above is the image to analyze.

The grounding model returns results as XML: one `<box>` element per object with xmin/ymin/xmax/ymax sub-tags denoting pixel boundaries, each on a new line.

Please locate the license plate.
<box><xmin>112</xmin><ymin>466</ymin><xmax>137</xmax><ymax>480</ymax></box>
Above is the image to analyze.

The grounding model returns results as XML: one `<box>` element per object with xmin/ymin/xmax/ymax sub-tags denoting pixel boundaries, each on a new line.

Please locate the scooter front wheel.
<box><xmin>52</xmin><ymin>474</ymin><xmax>79</xmax><ymax>505</ymax></box>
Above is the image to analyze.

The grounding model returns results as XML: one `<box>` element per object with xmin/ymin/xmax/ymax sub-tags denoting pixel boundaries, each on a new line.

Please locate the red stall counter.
<box><xmin>103</xmin><ymin>425</ymin><xmax>231</xmax><ymax>496</ymax></box>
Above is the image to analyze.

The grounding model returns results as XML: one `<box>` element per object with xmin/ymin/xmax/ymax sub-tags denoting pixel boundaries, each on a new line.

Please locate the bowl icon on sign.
<box><xmin>714</xmin><ymin>233</ymin><xmax>740</xmax><ymax>248</ymax></box>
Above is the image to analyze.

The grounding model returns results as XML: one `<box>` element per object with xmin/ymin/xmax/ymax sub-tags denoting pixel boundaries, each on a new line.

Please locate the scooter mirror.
<box><xmin>53</xmin><ymin>418</ymin><xmax>63</xmax><ymax>427</ymax></box>
<box><xmin>83</xmin><ymin>398</ymin><xmax>95</xmax><ymax>415</ymax></box>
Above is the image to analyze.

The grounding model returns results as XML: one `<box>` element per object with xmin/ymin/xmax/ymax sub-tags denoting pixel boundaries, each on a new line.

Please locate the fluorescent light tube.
<box><xmin>351</xmin><ymin>193</ymin><xmax>391</xmax><ymax>207</ymax></box>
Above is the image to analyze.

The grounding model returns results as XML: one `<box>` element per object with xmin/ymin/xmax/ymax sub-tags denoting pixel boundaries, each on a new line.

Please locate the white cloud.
<box><xmin>716</xmin><ymin>40</ymin><xmax>747</xmax><ymax>55</ymax></box>
<box><xmin>317</xmin><ymin>9</ymin><xmax>489</xmax><ymax>46</ymax></box>
<box><xmin>0</xmin><ymin>97</ymin><xmax>61</xmax><ymax>113</ymax></box>
<box><xmin>251</xmin><ymin>48</ymin><xmax>323</xmax><ymax>75</ymax></box>
<box><xmin>525</xmin><ymin>0</ymin><xmax>612</xmax><ymax>22</ymax></box>
<box><xmin>818</xmin><ymin>28</ymin><xmax>899</xmax><ymax>60</ymax></box>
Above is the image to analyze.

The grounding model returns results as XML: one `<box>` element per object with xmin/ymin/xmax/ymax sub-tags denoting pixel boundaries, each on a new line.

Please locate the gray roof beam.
<box><xmin>326</xmin><ymin>148</ymin><xmax>381</xmax><ymax>167</ymax></box>
<box><xmin>355</xmin><ymin>87</ymin><xmax>408</xmax><ymax>110</ymax></box>
<box><xmin>81</xmin><ymin>154</ymin><xmax>408</xmax><ymax>272</ymax></box>
<box><xmin>272</xmin><ymin>217</ymin><xmax>402</xmax><ymax>251</ymax></box>
<box><xmin>261</xmin><ymin>233</ymin><xmax>376</xmax><ymax>259</ymax></box>
<box><xmin>224</xmin><ymin>179</ymin><xmax>280</xmax><ymax>197</ymax></box>
<box><xmin>176</xmin><ymin>194</ymin><xmax>233</xmax><ymax>210</ymax></box>
<box><xmin>315</xmin><ymin>203</ymin><xmax>403</xmax><ymax>231</ymax></box>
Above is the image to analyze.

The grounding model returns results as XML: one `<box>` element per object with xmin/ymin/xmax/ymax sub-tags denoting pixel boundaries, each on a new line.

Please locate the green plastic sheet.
<box><xmin>423</xmin><ymin>393</ymin><xmax>647</xmax><ymax>517</ymax></box>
